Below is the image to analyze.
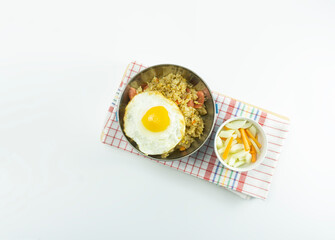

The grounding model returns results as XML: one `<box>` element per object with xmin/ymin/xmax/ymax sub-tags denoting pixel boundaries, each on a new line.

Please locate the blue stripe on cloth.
<box><xmin>254</xmin><ymin>109</ymin><xmax>259</xmax><ymax>121</ymax></box>
<box><xmin>234</xmin><ymin>102</ymin><xmax>241</xmax><ymax>116</ymax></box>
<box><xmin>231</xmin><ymin>170</ymin><xmax>239</xmax><ymax>190</ymax></box>
<box><xmin>215</xmin><ymin>103</ymin><xmax>218</xmax><ymax>114</ymax></box>
<box><xmin>115</xmin><ymin>112</ymin><xmax>118</xmax><ymax>122</ymax></box>
<box><xmin>211</xmin><ymin>161</ymin><xmax>222</xmax><ymax>183</ymax></box>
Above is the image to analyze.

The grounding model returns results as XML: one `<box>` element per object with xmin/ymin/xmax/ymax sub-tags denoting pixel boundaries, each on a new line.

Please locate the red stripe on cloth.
<box><xmin>263</xmin><ymin>124</ymin><xmax>288</xmax><ymax>132</ymax></box>
<box><xmin>265</xmin><ymin>156</ymin><xmax>277</xmax><ymax>161</ymax></box>
<box><xmin>241</xmin><ymin>190</ymin><xmax>266</xmax><ymax>199</ymax></box>
<box><xmin>258</xmin><ymin>111</ymin><xmax>267</xmax><ymax>126</ymax></box>
<box><xmin>266</xmin><ymin>133</ymin><xmax>286</xmax><ymax>140</ymax></box>
<box><xmin>103</xmin><ymin>114</ymin><xmax>112</xmax><ymax>132</ymax></box>
<box><xmin>253</xmin><ymin>169</ymin><xmax>273</xmax><ymax>176</ymax></box>
<box><xmin>138</xmin><ymin>63</ymin><xmax>144</xmax><ymax>71</ymax></box>
<box><xmin>102</xmin><ymin>111</ymin><xmax>114</xmax><ymax>143</ymax></box>
<box><xmin>244</xmin><ymin>182</ymin><xmax>268</xmax><ymax>191</ymax></box>
<box><xmin>225</xmin><ymin>98</ymin><xmax>236</xmax><ymax>120</ymax></box>
<box><xmin>108</xmin><ymin>106</ymin><xmax>114</xmax><ymax>113</ymax></box>
<box><xmin>268</xmin><ymin>149</ymin><xmax>280</xmax><ymax>154</ymax></box>
<box><xmin>126</xmin><ymin>62</ymin><xmax>136</xmax><ymax>82</ymax></box>
<box><xmin>133</xmin><ymin>61</ymin><xmax>148</xmax><ymax>69</ymax></box>
<box><xmin>236</xmin><ymin>171</ymin><xmax>248</xmax><ymax>192</ymax></box>
<box><xmin>261</xmin><ymin>163</ymin><xmax>275</xmax><ymax>169</ymax></box>
<box><xmin>204</xmin><ymin>152</ymin><xmax>217</xmax><ymax>181</ymax></box>
<box><xmin>110</xmin><ymin>119</ymin><xmax>120</xmax><ymax>147</ymax></box>
<box><xmin>247</xmin><ymin>175</ymin><xmax>270</xmax><ymax>184</ymax></box>
<box><xmin>265</xmin><ymin>117</ymin><xmax>289</xmax><ymax>125</ymax></box>
<box><xmin>268</xmin><ymin>141</ymin><xmax>283</xmax><ymax>147</ymax></box>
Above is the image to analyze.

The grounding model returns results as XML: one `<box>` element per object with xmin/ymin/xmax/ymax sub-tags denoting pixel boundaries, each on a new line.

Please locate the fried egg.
<box><xmin>123</xmin><ymin>91</ymin><xmax>185</xmax><ymax>155</ymax></box>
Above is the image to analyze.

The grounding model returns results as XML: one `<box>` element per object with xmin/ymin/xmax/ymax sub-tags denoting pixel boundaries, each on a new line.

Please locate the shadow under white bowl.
<box><xmin>214</xmin><ymin>116</ymin><xmax>268</xmax><ymax>172</ymax></box>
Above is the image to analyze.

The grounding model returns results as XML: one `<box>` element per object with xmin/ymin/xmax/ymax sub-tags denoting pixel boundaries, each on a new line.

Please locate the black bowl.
<box><xmin>118</xmin><ymin>64</ymin><xmax>216</xmax><ymax>160</ymax></box>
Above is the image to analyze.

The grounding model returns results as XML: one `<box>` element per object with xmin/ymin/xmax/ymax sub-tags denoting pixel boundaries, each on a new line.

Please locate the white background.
<box><xmin>1</xmin><ymin>0</ymin><xmax>334</xmax><ymax>239</ymax></box>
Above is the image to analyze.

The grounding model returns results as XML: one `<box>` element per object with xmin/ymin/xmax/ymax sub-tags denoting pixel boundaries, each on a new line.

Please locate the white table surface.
<box><xmin>1</xmin><ymin>0</ymin><xmax>334</xmax><ymax>239</ymax></box>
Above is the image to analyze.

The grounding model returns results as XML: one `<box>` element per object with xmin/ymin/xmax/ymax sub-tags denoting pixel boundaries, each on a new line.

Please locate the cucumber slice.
<box><xmin>235</xmin><ymin>129</ymin><xmax>241</xmax><ymax>138</ymax></box>
<box><xmin>225</xmin><ymin>120</ymin><xmax>247</xmax><ymax>130</ymax></box>
<box><xmin>218</xmin><ymin>146</ymin><xmax>225</xmax><ymax>155</ymax></box>
<box><xmin>248</xmin><ymin>125</ymin><xmax>257</xmax><ymax>137</ymax></box>
<box><xmin>219</xmin><ymin>130</ymin><xmax>235</xmax><ymax>138</ymax></box>
<box><xmin>231</xmin><ymin>150</ymin><xmax>248</xmax><ymax>159</ymax></box>
<box><xmin>234</xmin><ymin>160</ymin><xmax>246</xmax><ymax>168</ymax></box>
<box><xmin>241</xmin><ymin>121</ymin><xmax>253</xmax><ymax>129</ymax></box>
<box><xmin>216</xmin><ymin>136</ymin><xmax>224</xmax><ymax>149</ymax></box>
<box><xmin>230</xmin><ymin>144</ymin><xmax>244</xmax><ymax>153</ymax></box>
<box><xmin>229</xmin><ymin>156</ymin><xmax>237</xmax><ymax>166</ymax></box>
<box><xmin>250</xmin><ymin>138</ymin><xmax>260</xmax><ymax>153</ymax></box>
<box><xmin>245</xmin><ymin>152</ymin><xmax>252</xmax><ymax>163</ymax></box>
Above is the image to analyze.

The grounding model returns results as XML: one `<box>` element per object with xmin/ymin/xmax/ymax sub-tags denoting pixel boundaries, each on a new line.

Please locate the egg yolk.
<box><xmin>141</xmin><ymin>106</ymin><xmax>170</xmax><ymax>132</ymax></box>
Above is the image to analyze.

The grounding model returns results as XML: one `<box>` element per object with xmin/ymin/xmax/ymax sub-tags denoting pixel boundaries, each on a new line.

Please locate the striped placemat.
<box><xmin>101</xmin><ymin>61</ymin><xmax>290</xmax><ymax>199</ymax></box>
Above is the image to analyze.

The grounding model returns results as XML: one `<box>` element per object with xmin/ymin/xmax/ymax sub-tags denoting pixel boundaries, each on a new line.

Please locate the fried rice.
<box><xmin>136</xmin><ymin>73</ymin><xmax>207</xmax><ymax>158</ymax></box>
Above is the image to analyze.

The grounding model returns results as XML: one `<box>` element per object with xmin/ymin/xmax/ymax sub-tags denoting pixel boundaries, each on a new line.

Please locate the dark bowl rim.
<box><xmin>117</xmin><ymin>63</ymin><xmax>216</xmax><ymax>161</ymax></box>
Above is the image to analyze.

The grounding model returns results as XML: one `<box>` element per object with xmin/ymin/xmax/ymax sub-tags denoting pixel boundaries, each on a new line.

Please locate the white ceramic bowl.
<box><xmin>214</xmin><ymin>116</ymin><xmax>268</xmax><ymax>172</ymax></box>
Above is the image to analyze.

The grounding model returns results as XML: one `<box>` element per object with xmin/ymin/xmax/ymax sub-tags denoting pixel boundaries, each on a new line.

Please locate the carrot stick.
<box><xmin>239</xmin><ymin>128</ymin><xmax>250</xmax><ymax>152</ymax></box>
<box><xmin>246</xmin><ymin>129</ymin><xmax>262</xmax><ymax>148</ymax></box>
<box><xmin>235</xmin><ymin>137</ymin><xmax>242</xmax><ymax>144</ymax></box>
<box><xmin>250</xmin><ymin>144</ymin><xmax>255</xmax><ymax>153</ymax></box>
<box><xmin>249</xmin><ymin>138</ymin><xmax>260</xmax><ymax>153</ymax></box>
<box><xmin>250</xmin><ymin>145</ymin><xmax>256</xmax><ymax>162</ymax></box>
<box><xmin>222</xmin><ymin>137</ymin><xmax>234</xmax><ymax>160</ymax></box>
<box><xmin>220</xmin><ymin>137</ymin><xmax>227</xmax><ymax>141</ymax></box>
<box><xmin>224</xmin><ymin>126</ymin><xmax>230</xmax><ymax>130</ymax></box>
<box><xmin>246</xmin><ymin>134</ymin><xmax>252</xmax><ymax>148</ymax></box>
<box><xmin>252</xmin><ymin>153</ymin><xmax>256</xmax><ymax>163</ymax></box>
<box><xmin>179</xmin><ymin>146</ymin><xmax>186</xmax><ymax>151</ymax></box>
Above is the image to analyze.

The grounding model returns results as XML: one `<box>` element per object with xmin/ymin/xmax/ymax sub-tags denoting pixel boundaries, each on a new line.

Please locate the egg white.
<box><xmin>124</xmin><ymin>91</ymin><xmax>185</xmax><ymax>155</ymax></box>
